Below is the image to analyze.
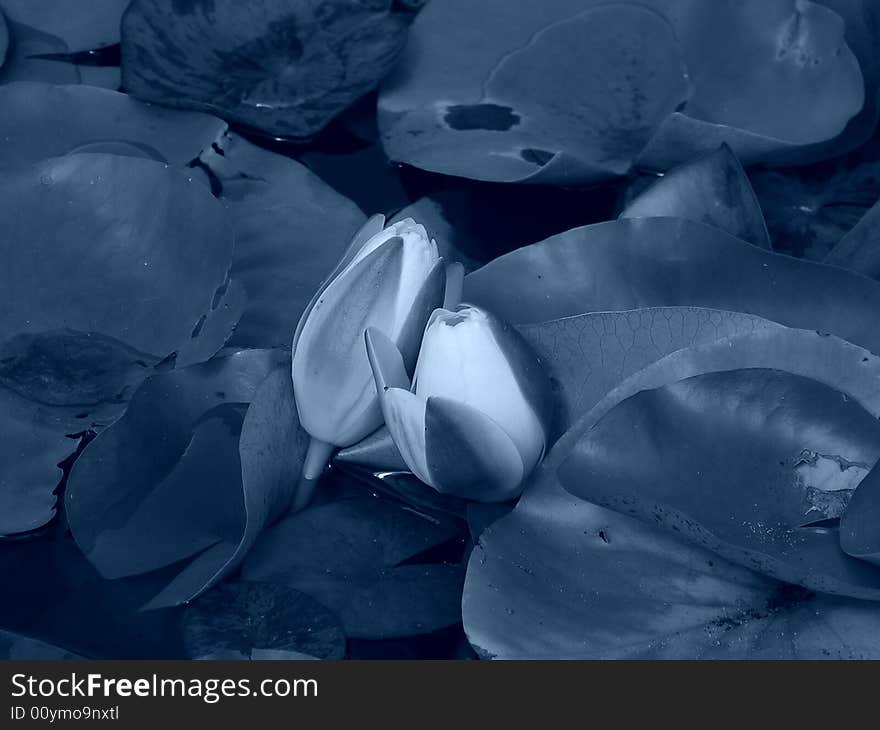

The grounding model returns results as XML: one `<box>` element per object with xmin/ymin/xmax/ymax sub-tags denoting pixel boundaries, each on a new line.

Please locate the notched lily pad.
<box><xmin>66</xmin><ymin>350</ymin><xmax>308</xmax><ymax>607</ymax></box>
<box><xmin>0</xmin><ymin>82</ymin><xmax>227</xmax><ymax>167</ymax></box>
<box><xmin>381</xmin><ymin>0</ymin><xmax>864</xmax><ymax>183</ymax></box>
<box><xmin>121</xmin><ymin>0</ymin><xmax>409</xmax><ymax>138</ymax></box>
<box><xmin>196</xmin><ymin>131</ymin><xmax>365</xmax><ymax>347</ymax></box>
<box><xmin>380</xmin><ymin>2</ymin><xmax>690</xmax><ymax>183</ymax></box>
<box><xmin>559</xmin><ymin>369</ymin><xmax>880</xmax><ymax>599</ymax></box>
<box><xmin>182</xmin><ymin>581</ymin><xmax>345</xmax><ymax>660</ymax></box>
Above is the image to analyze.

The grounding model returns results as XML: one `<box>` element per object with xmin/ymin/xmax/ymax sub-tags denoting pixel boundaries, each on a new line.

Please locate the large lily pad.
<box><xmin>0</xmin><ymin>82</ymin><xmax>227</xmax><ymax>167</ymax></box>
<box><xmin>196</xmin><ymin>131</ymin><xmax>365</xmax><ymax>347</ymax></box>
<box><xmin>620</xmin><ymin>145</ymin><xmax>770</xmax><ymax>248</ymax></box>
<box><xmin>66</xmin><ymin>350</ymin><xmax>309</xmax><ymax>608</ymax></box>
<box><xmin>559</xmin><ymin>369</ymin><xmax>880</xmax><ymax>599</ymax></box>
<box><xmin>0</xmin><ymin>153</ymin><xmax>243</xmax><ymax>535</ymax></box>
<box><xmin>242</xmin><ymin>496</ymin><xmax>464</xmax><ymax>638</ymax></box>
<box><xmin>463</xmin><ymin>217</ymin><xmax>880</xmax><ymax>355</ymax></box>
<box><xmin>121</xmin><ymin>0</ymin><xmax>408</xmax><ymax>138</ymax></box>
<box><xmin>380</xmin><ymin>0</ymin><xmax>864</xmax><ymax>183</ymax></box>
<box><xmin>465</xmin><ymin>319</ymin><xmax>880</xmax><ymax>655</ymax></box>
<box><xmin>463</xmin><ymin>473</ymin><xmax>880</xmax><ymax>659</ymax></box>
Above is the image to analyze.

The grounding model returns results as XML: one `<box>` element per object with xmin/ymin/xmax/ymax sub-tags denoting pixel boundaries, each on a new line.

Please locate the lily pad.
<box><xmin>196</xmin><ymin>131</ymin><xmax>365</xmax><ymax>347</ymax></box>
<box><xmin>242</xmin><ymin>496</ymin><xmax>464</xmax><ymax>638</ymax></box>
<box><xmin>0</xmin><ymin>82</ymin><xmax>227</xmax><ymax>167</ymax></box>
<box><xmin>463</xmin><ymin>473</ymin><xmax>880</xmax><ymax>659</ymax></box>
<box><xmin>66</xmin><ymin>350</ymin><xmax>309</xmax><ymax>607</ymax></box>
<box><xmin>244</xmin><ymin>497</ymin><xmax>458</xmax><ymax>579</ymax></box>
<box><xmin>0</xmin><ymin>17</ymin><xmax>80</xmax><ymax>85</ymax></box>
<box><xmin>380</xmin><ymin>2</ymin><xmax>690</xmax><ymax>183</ymax></box>
<box><xmin>841</xmin><ymin>462</ymin><xmax>880</xmax><ymax>565</ymax></box>
<box><xmin>0</xmin><ymin>153</ymin><xmax>238</xmax><ymax>357</ymax></box>
<box><xmin>559</xmin><ymin>369</ymin><xmax>880</xmax><ymax>599</ymax></box>
<box><xmin>182</xmin><ymin>581</ymin><xmax>345</xmax><ymax>660</ymax></box>
<box><xmin>0</xmin><ymin>0</ymin><xmax>129</xmax><ymax>51</ymax></box>
<box><xmin>333</xmin><ymin>564</ymin><xmax>465</xmax><ymax>639</ymax></box>
<box><xmin>463</xmin><ymin>217</ymin><xmax>880</xmax><ymax>355</ymax></box>
<box><xmin>0</xmin><ymin>630</ymin><xmax>86</xmax><ymax>660</ymax></box>
<box><xmin>0</xmin><ymin>153</ymin><xmax>242</xmax><ymax>535</ymax></box>
<box><xmin>825</xmin><ymin>196</ymin><xmax>880</xmax><ymax>278</ymax></box>
<box><xmin>121</xmin><ymin>0</ymin><xmax>409</xmax><ymax>138</ymax></box>
<box><xmin>466</xmin><ymin>321</ymin><xmax>880</xmax><ymax>654</ymax></box>
<box><xmin>519</xmin><ymin>308</ymin><xmax>775</xmax><ymax>435</ymax></box>
<box><xmin>380</xmin><ymin>0</ymin><xmax>864</xmax><ymax>183</ymax></box>
<box><xmin>798</xmin><ymin>0</ymin><xmax>880</xmax><ymax>160</ymax></box>
<box><xmin>0</xmin><ymin>384</ymin><xmax>99</xmax><ymax>536</ymax></box>
<box><xmin>620</xmin><ymin>145</ymin><xmax>770</xmax><ymax>248</ymax></box>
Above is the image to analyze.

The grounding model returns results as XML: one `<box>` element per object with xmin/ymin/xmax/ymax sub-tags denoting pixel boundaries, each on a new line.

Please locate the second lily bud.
<box><xmin>367</xmin><ymin>305</ymin><xmax>554</xmax><ymax>502</ymax></box>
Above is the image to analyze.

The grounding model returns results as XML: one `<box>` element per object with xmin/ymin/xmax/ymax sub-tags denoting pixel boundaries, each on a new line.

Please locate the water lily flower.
<box><xmin>366</xmin><ymin>305</ymin><xmax>554</xmax><ymax>502</ymax></box>
<box><xmin>291</xmin><ymin>214</ymin><xmax>445</xmax><ymax>504</ymax></box>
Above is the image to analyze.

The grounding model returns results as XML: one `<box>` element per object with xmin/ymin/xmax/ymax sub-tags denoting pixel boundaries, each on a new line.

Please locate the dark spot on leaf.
<box><xmin>188</xmin><ymin>157</ymin><xmax>222</xmax><ymax>197</ymax></box>
<box><xmin>520</xmin><ymin>148</ymin><xmax>555</xmax><ymax>166</ymax></box>
<box><xmin>765</xmin><ymin>582</ymin><xmax>815</xmax><ymax>612</ymax></box>
<box><xmin>190</xmin><ymin>315</ymin><xmax>206</xmax><ymax>339</ymax></box>
<box><xmin>211</xmin><ymin>278</ymin><xmax>229</xmax><ymax>310</ymax></box>
<box><xmin>0</xmin><ymin>330</ymin><xmax>157</xmax><ymax>407</ymax></box>
<box><xmin>444</xmin><ymin>104</ymin><xmax>520</xmax><ymax>131</ymax></box>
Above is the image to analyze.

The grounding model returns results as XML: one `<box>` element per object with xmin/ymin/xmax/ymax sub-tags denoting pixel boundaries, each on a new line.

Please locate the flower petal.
<box><xmin>292</xmin><ymin>235</ymin><xmax>404</xmax><ymax>446</ymax></box>
<box><xmin>424</xmin><ymin>396</ymin><xmax>525</xmax><ymax>502</ymax></box>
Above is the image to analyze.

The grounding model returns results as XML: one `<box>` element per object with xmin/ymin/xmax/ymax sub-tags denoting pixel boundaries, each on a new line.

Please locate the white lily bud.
<box><xmin>291</xmin><ymin>215</ymin><xmax>445</xmax><ymax>494</ymax></box>
<box><xmin>367</xmin><ymin>305</ymin><xmax>554</xmax><ymax>502</ymax></box>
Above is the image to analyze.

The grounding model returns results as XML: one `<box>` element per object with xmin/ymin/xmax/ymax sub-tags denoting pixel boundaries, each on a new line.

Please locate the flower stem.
<box><xmin>293</xmin><ymin>438</ymin><xmax>334</xmax><ymax>512</ymax></box>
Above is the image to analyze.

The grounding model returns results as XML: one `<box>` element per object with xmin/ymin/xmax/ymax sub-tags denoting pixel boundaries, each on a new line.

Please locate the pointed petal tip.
<box><xmin>366</xmin><ymin>327</ymin><xmax>411</xmax><ymax>393</ymax></box>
